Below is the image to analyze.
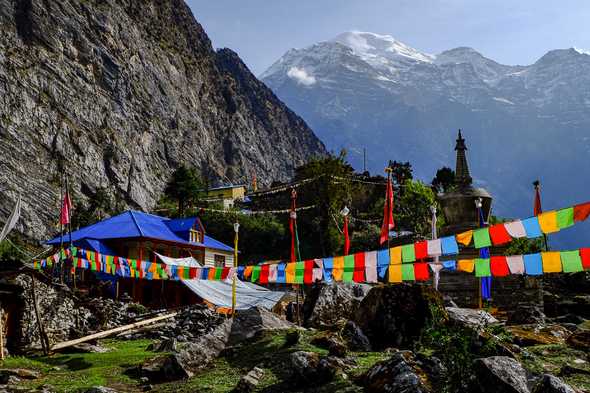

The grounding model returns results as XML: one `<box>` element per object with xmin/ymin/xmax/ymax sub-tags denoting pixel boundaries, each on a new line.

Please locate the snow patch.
<box><xmin>492</xmin><ymin>97</ymin><xmax>515</xmax><ymax>105</ymax></box>
<box><xmin>574</xmin><ymin>47</ymin><xmax>590</xmax><ymax>56</ymax></box>
<box><xmin>287</xmin><ymin>67</ymin><xmax>316</xmax><ymax>86</ymax></box>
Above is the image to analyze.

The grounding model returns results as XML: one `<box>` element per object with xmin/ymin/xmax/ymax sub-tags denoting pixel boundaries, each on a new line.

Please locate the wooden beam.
<box><xmin>50</xmin><ymin>311</ymin><xmax>178</xmax><ymax>352</ymax></box>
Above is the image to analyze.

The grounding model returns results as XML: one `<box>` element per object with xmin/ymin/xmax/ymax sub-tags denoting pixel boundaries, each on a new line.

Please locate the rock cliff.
<box><xmin>0</xmin><ymin>0</ymin><xmax>325</xmax><ymax>240</ymax></box>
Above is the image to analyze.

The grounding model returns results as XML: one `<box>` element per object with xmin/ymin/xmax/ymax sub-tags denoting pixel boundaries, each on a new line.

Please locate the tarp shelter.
<box><xmin>181</xmin><ymin>278</ymin><xmax>285</xmax><ymax>310</ymax></box>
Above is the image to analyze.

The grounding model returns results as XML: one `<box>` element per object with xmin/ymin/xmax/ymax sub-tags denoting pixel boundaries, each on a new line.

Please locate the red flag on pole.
<box><xmin>533</xmin><ymin>182</ymin><xmax>542</xmax><ymax>216</ymax></box>
<box><xmin>379</xmin><ymin>175</ymin><xmax>395</xmax><ymax>245</ymax></box>
<box><xmin>60</xmin><ymin>191</ymin><xmax>72</xmax><ymax>225</ymax></box>
<box><xmin>343</xmin><ymin>215</ymin><xmax>350</xmax><ymax>255</ymax></box>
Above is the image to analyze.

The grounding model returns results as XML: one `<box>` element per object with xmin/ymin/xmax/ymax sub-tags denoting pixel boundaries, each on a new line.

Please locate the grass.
<box><xmin>0</xmin><ymin>339</ymin><xmax>157</xmax><ymax>392</ymax></box>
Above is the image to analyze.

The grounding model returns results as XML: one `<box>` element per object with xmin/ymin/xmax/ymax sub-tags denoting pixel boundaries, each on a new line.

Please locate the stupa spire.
<box><xmin>454</xmin><ymin>129</ymin><xmax>472</xmax><ymax>187</ymax></box>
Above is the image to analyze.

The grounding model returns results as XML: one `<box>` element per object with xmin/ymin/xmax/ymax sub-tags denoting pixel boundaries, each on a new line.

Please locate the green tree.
<box><xmin>432</xmin><ymin>167</ymin><xmax>456</xmax><ymax>193</ymax></box>
<box><xmin>164</xmin><ymin>165</ymin><xmax>204</xmax><ymax>216</ymax></box>
<box><xmin>389</xmin><ymin>160</ymin><xmax>413</xmax><ymax>186</ymax></box>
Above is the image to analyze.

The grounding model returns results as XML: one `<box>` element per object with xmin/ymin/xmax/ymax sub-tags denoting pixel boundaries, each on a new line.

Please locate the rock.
<box><xmin>551</xmin><ymin>314</ymin><xmax>586</xmax><ymax>325</ymax></box>
<box><xmin>472</xmin><ymin>356</ymin><xmax>530</xmax><ymax>393</ymax></box>
<box><xmin>229</xmin><ymin>307</ymin><xmax>295</xmax><ymax>344</ymax></box>
<box><xmin>352</xmin><ymin>284</ymin><xmax>447</xmax><ymax>350</ymax></box>
<box><xmin>84</xmin><ymin>387</ymin><xmax>119</xmax><ymax>393</ymax></box>
<box><xmin>284</xmin><ymin>330</ymin><xmax>300</xmax><ymax>347</ymax></box>
<box><xmin>566</xmin><ymin>329</ymin><xmax>590</xmax><ymax>351</ymax></box>
<box><xmin>507</xmin><ymin>304</ymin><xmax>546</xmax><ymax>326</ymax></box>
<box><xmin>532</xmin><ymin>374</ymin><xmax>575</xmax><ymax>393</ymax></box>
<box><xmin>446</xmin><ymin>307</ymin><xmax>499</xmax><ymax>330</ymax></box>
<box><xmin>151</xmin><ymin>338</ymin><xmax>177</xmax><ymax>353</ymax></box>
<box><xmin>0</xmin><ymin>369</ymin><xmax>41</xmax><ymax>384</ymax></box>
<box><xmin>507</xmin><ymin>325</ymin><xmax>570</xmax><ymax>347</ymax></box>
<box><xmin>69</xmin><ymin>343</ymin><xmax>111</xmax><ymax>353</ymax></box>
<box><xmin>289</xmin><ymin>351</ymin><xmax>340</xmax><ymax>385</ymax></box>
<box><xmin>304</xmin><ymin>283</ymin><xmax>371</xmax><ymax>327</ymax></box>
<box><xmin>231</xmin><ymin>367</ymin><xmax>265</xmax><ymax>393</ymax></box>
<box><xmin>310</xmin><ymin>333</ymin><xmax>348</xmax><ymax>357</ymax></box>
<box><xmin>363</xmin><ymin>350</ymin><xmax>436</xmax><ymax>393</ymax></box>
<box><xmin>342</xmin><ymin>321</ymin><xmax>371</xmax><ymax>351</ymax></box>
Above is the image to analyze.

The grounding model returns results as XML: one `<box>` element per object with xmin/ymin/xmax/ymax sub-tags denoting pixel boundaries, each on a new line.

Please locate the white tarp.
<box><xmin>0</xmin><ymin>196</ymin><xmax>21</xmax><ymax>243</ymax></box>
<box><xmin>155</xmin><ymin>252</ymin><xmax>201</xmax><ymax>267</ymax></box>
<box><xmin>181</xmin><ymin>278</ymin><xmax>285</xmax><ymax>310</ymax></box>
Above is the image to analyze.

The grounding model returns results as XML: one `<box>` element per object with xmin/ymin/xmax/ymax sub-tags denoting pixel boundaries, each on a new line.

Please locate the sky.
<box><xmin>186</xmin><ymin>0</ymin><xmax>590</xmax><ymax>76</ymax></box>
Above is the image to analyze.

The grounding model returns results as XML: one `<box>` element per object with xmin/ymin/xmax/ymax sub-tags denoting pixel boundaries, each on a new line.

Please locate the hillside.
<box><xmin>0</xmin><ymin>0</ymin><xmax>326</xmax><ymax>240</ymax></box>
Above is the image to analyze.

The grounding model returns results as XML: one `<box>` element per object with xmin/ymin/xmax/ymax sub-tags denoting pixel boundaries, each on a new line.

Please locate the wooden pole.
<box><xmin>0</xmin><ymin>306</ymin><xmax>5</xmax><ymax>361</ymax></box>
<box><xmin>30</xmin><ymin>273</ymin><xmax>49</xmax><ymax>355</ymax></box>
<box><xmin>232</xmin><ymin>222</ymin><xmax>239</xmax><ymax>316</ymax></box>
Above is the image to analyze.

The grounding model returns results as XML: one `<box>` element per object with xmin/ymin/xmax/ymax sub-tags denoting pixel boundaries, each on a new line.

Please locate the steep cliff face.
<box><xmin>0</xmin><ymin>0</ymin><xmax>325</xmax><ymax>239</ymax></box>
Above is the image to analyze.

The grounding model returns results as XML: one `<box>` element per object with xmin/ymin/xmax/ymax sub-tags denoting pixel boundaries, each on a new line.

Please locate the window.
<box><xmin>189</xmin><ymin>229</ymin><xmax>201</xmax><ymax>243</ymax></box>
<box><xmin>214</xmin><ymin>254</ymin><xmax>226</xmax><ymax>267</ymax></box>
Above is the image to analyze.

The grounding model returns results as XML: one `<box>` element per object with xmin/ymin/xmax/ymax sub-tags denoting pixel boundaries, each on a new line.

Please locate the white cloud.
<box><xmin>287</xmin><ymin>66</ymin><xmax>316</xmax><ymax>86</ymax></box>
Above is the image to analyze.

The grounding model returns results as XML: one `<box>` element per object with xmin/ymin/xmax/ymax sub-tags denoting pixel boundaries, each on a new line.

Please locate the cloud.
<box><xmin>287</xmin><ymin>66</ymin><xmax>316</xmax><ymax>86</ymax></box>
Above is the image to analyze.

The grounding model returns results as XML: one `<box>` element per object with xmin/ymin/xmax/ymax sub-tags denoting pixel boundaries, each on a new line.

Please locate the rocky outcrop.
<box><xmin>446</xmin><ymin>307</ymin><xmax>499</xmax><ymax>331</ymax></box>
<box><xmin>303</xmin><ymin>282</ymin><xmax>370</xmax><ymax>327</ymax></box>
<box><xmin>228</xmin><ymin>306</ymin><xmax>295</xmax><ymax>344</ymax></box>
<box><xmin>352</xmin><ymin>284</ymin><xmax>447</xmax><ymax>350</ymax></box>
<box><xmin>532</xmin><ymin>374</ymin><xmax>575</xmax><ymax>393</ymax></box>
<box><xmin>0</xmin><ymin>0</ymin><xmax>325</xmax><ymax>239</ymax></box>
<box><xmin>472</xmin><ymin>356</ymin><xmax>530</xmax><ymax>393</ymax></box>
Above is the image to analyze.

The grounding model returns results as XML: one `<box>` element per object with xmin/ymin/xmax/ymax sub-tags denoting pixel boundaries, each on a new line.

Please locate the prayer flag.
<box><xmin>401</xmin><ymin>264</ymin><xmax>415</xmax><ymax>281</ymax></box>
<box><xmin>285</xmin><ymin>263</ymin><xmax>296</xmax><ymax>283</ymax></box>
<box><xmin>380</xmin><ymin>175</ymin><xmax>395</xmax><ymax>245</ymax></box>
<box><xmin>312</xmin><ymin>259</ymin><xmax>323</xmax><ymax>282</ymax></box>
<box><xmin>556</xmin><ymin>208</ymin><xmax>574</xmax><ymax>229</ymax></box>
<box><xmin>489</xmin><ymin>224</ymin><xmax>512</xmax><ymax>245</ymax></box>
<box><xmin>260</xmin><ymin>264</ymin><xmax>270</xmax><ymax>284</ymax></box>
<box><xmin>401</xmin><ymin>244</ymin><xmax>415</xmax><ymax>263</ymax></box>
<box><xmin>189</xmin><ymin>267</ymin><xmax>198</xmax><ymax>279</ymax></box>
<box><xmin>504</xmin><ymin>220</ymin><xmax>527</xmax><ymax>238</ymax></box>
<box><xmin>442</xmin><ymin>260</ymin><xmax>456</xmax><ymax>271</ymax></box>
<box><xmin>574</xmin><ymin>202</ymin><xmax>590</xmax><ymax>222</ymax></box>
<box><xmin>388</xmin><ymin>264</ymin><xmax>402</xmax><ymax>283</ymax></box>
<box><xmin>473</xmin><ymin>228</ymin><xmax>492</xmax><ymax>249</ymax></box>
<box><xmin>332</xmin><ymin>256</ymin><xmax>344</xmax><ymax>281</ymax></box>
<box><xmin>581</xmin><ymin>248</ymin><xmax>590</xmax><ymax>270</ymax></box>
<box><xmin>414</xmin><ymin>263</ymin><xmax>429</xmax><ymax>281</ymax></box>
<box><xmin>457</xmin><ymin>259</ymin><xmax>475</xmax><ymax>273</ymax></box>
<box><xmin>268</xmin><ymin>264</ymin><xmax>278</xmax><ymax>283</ymax></box>
<box><xmin>427</xmin><ymin>239</ymin><xmax>442</xmax><ymax>257</ymax></box>
<box><xmin>277</xmin><ymin>264</ymin><xmax>286</xmax><ymax>284</ymax></box>
<box><xmin>538</xmin><ymin>211</ymin><xmax>559</xmax><ymax>234</ymax></box>
<box><xmin>251</xmin><ymin>266</ymin><xmax>261</xmax><ymax>282</ymax></box>
<box><xmin>237</xmin><ymin>266</ymin><xmax>245</xmax><ymax>280</ymax></box>
<box><xmin>304</xmin><ymin>260</ymin><xmax>314</xmax><ymax>284</ymax></box>
<box><xmin>322</xmin><ymin>258</ymin><xmax>333</xmax><ymax>283</ymax></box>
<box><xmin>475</xmin><ymin>258</ymin><xmax>491</xmax><ymax>277</ymax></box>
<box><xmin>534</xmin><ymin>185</ymin><xmax>542</xmax><ymax>215</ymax></box>
<box><xmin>456</xmin><ymin>230</ymin><xmax>473</xmax><ymax>246</ymax></box>
<box><xmin>414</xmin><ymin>241</ymin><xmax>428</xmax><ymax>260</ymax></box>
<box><xmin>208</xmin><ymin>267</ymin><xmax>216</xmax><ymax>280</ymax></box>
<box><xmin>541</xmin><ymin>252</ymin><xmax>562</xmax><ymax>273</ymax></box>
<box><xmin>295</xmin><ymin>261</ymin><xmax>305</xmax><ymax>284</ymax></box>
<box><xmin>60</xmin><ymin>191</ymin><xmax>73</xmax><ymax>225</ymax></box>
<box><xmin>524</xmin><ymin>254</ymin><xmax>543</xmax><ymax>275</ymax></box>
<box><xmin>522</xmin><ymin>217</ymin><xmax>542</xmax><ymax>238</ymax></box>
<box><xmin>560</xmin><ymin>251</ymin><xmax>583</xmax><ymax>273</ymax></box>
<box><xmin>390</xmin><ymin>247</ymin><xmax>402</xmax><ymax>264</ymax></box>
<box><xmin>353</xmin><ymin>253</ymin><xmax>365</xmax><ymax>283</ymax></box>
<box><xmin>490</xmin><ymin>256</ymin><xmax>509</xmax><ymax>277</ymax></box>
<box><xmin>506</xmin><ymin>255</ymin><xmax>525</xmax><ymax>275</ymax></box>
<box><xmin>343</xmin><ymin>215</ymin><xmax>350</xmax><ymax>255</ymax></box>
<box><xmin>441</xmin><ymin>236</ymin><xmax>459</xmax><ymax>255</ymax></box>
<box><xmin>244</xmin><ymin>266</ymin><xmax>253</xmax><ymax>279</ymax></box>
<box><xmin>377</xmin><ymin>250</ymin><xmax>389</xmax><ymax>278</ymax></box>
<box><xmin>343</xmin><ymin>255</ymin><xmax>355</xmax><ymax>282</ymax></box>
<box><xmin>365</xmin><ymin>251</ymin><xmax>378</xmax><ymax>283</ymax></box>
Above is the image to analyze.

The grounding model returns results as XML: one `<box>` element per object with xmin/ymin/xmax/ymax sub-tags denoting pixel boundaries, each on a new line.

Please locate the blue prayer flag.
<box><xmin>322</xmin><ymin>257</ymin><xmax>333</xmax><ymax>283</ymax></box>
<box><xmin>377</xmin><ymin>249</ymin><xmax>390</xmax><ymax>279</ymax></box>
<box><xmin>277</xmin><ymin>263</ymin><xmax>286</xmax><ymax>284</ymax></box>
<box><xmin>524</xmin><ymin>253</ymin><xmax>543</xmax><ymax>275</ymax></box>
<box><xmin>522</xmin><ymin>217</ymin><xmax>542</xmax><ymax>239</ymax></box>
<box><xmin>442</xmin><ymin>260</ymin><xmax>456</xmax><ymax>270</ymax></box>
<box><xmin>441</xmin><ymin>236</ymin><xmax>459</xmax><ymax>255</ymax></box>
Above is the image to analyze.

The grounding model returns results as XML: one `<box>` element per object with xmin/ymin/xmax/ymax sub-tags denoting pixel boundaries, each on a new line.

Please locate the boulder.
<box><xmin>310</xmin><ymin>333</ymin><xmax>348</xmax><ymax>357</ymax></box>
<box><xmin>507</xmin><ymin>325</ymin><xmax>570</xmax><ymax>347</ymax></box>
<box><xmin>341</xmin><ymin>321</ymin><xmax>371</xmax><ymax>351</ymax></box>
<box><xmin>507</xmin><ymin>304</ymin><xmax>546</xmax><ymax>326</ymax></box>
<box><xmin>304</xmin><ymin>283</ymin><xmax>371</xmax><ymax>327</ymax></box>
<box><xmin>231</xmin><ymin>367</ymin><xmax>265</xmax><ymax>393</ymax></box>
<box><xmin>288</xmin><ymin>351</ymin><xmax>342</xmax><ymax>385</ymax></box>
<box><xmin>363</xmin><ymin>350</ymin><xmax>438</xmax><ymax>393</ymax></box>
<box><xmin>566</xmin><ymin>329</ymin><xmax>590</xmax><ymax>351</ymax></box>
<box><xmin>0</xmin><ymin>369</ymin><xmax>40</xmax><ymax>384</ymax></box>
<box><xmin>229</xmin><ymin>307</ymin><xmax>295</xmax><ymax>344</ymax></box>
<box><xmin>84</xmin><ymin>387</ymin><xmax>119</xmax><ymax>393</ymax></box>
<box><xmin>352</xmin><ymin>284</ymin><xmax>447</xmax><ymax>350</ymax></box>
<box><xmin>472</xmin><ymin>356</ymin><xmax>530</xmax><ymax>393</ymax></box>
<box><xmin>446</xmin><ymin>307</ymin><xmax>499</xmax><ymax>330</ymax></box>
<box><xmin>532</xmin><ymin>374</ymin><xmax>575</xmax><ymax>393</ymax></box>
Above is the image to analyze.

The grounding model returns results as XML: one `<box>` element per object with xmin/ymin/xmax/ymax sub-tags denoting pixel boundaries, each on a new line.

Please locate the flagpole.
<box><xmin>65</xmin><ymin>174</ymin><xmax>75</xmax><ymax>288</ymax></box>
<box><xmin>232</xmin><ymin>221</ymin><xmax>239</xmax><ymax>316</ymax></box>
<box><xmin>59</xmin><ymin>172</ymin><xmax>65</xmax><ymax>284</ymax></box>
<box><xmin>533</xmin><ymin>180</ymin><xmax>549</xmax><ymax>251</ymax></box>
<box><xmin>385</xmin><ymin>165</ymin><xmax>393</xmax><ymax>250</ymax></box>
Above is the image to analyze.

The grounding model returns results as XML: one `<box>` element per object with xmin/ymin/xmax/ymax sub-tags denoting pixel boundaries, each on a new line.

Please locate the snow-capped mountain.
<box><xmin>262</xmin><ymin>32</ymin><xmax>590</xmax><ymax>247</ymax></box>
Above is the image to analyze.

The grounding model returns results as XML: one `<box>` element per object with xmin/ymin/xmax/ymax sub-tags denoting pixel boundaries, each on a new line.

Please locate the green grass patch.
<box><xmin>0</xmin><ymin>339</ymin><xmax>157</xmax><ymax>392</ymax></box>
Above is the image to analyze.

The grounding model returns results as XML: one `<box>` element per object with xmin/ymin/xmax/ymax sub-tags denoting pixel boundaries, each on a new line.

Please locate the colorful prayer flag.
<box><xmin>541</xmin><ymin>252</ymin><xmax>562</xmax><ymax>273</ymax></box>
<box><xmin>322</xmin><ymin>258</ymin><xmax>333</xmax><ymax>283</ymax></box>
<box><xmin>560</xmin><ymin>251</ymin><xmax>583</xmax><ymax>273</ymax></box>
<box><xmin>332</xmin><ymin>256</ymin><xmax>344</xmax><ymax>281</ymax></box>
<box><xmin>285</xmin><ymin>263</ymin><xmax>296</xmax><ymax>283</ymax></box>
<box><xmin>581</xmin><ymin>248</ymin><xmax>590</xmax><ymax>270</ymax></box>
<box><xmin>377</xmin><ymin>249</ymin><xmax>389</xmax><ymax>278</ymax></box>
<box><xmin>427</xmin><ymin>239</ymin><xmax>442</xmax><ymax>257</ymax></box>
<box><xmin>456</xmin><ymin>230</ymin><xmax>473</xmax><ymax>246</ymax></box>
<box><xmin>522</xmin><ymin>217</ymin><xmax>542</xmax><ymax>238</ymax></box>
<box><xmin>457</xmin><ymin>259</ymin><xmax>475</xmax><ymax>273</ymax></box>
<box><xmin>489</xmin><ymin>224</ymin><xmax>512</xmax><ymax>245</ymax></box>
<box><xmin>295</xmin><ymin>261</ymin><xmax>305</xmax><ymax>284</ymax></box>
<box><xmin>303</xmin><ymin>260</ymin><xmax>314</xmax><ymax>284</ymax></box>
<box><xmin>574</xmin><ymin>202</ymin><xmax>590</xmax><ymax>222</ymax></box>
<box><xmin>556</xmin><ymin>208</ymin><xmax>574</xmax><ymax>229</ymax></box>
<box><xmin>401</xmin><ymin>264</ymin><xmax>415</xmax><ymax>281</ymax></box>
<box><xmin>343</xmin><ymin>255</ymin><xmax>355</xmax><ymax>282</ymax></box>
<box><xmin>442</xmin><ymin>260</ymin><xmax>456</xmax><ymax>271</ymax></box>
<box><xmin>473</xmin><ymin>228</ymin><xmax>492</xmax><ymax>249</ymax></box>
<box><xmin>251</xmin><ymin>266</ymin><xmax>261</xmax><ymax>282</ymax></box>
<box><xmin>414</xmin><ymin>241</ymin><xmax>428</xmax><ymax>260</ymax></box>
<box><xmin>260</xmin><ymin>264</ymin><xmax>270</xmax><ymax>284</ymax></box>
<box><xmin>388</xmin><ymin>264</ymin><xmax>402</xmax><ymax>283</ymax></box>
<box><xmin>475</xmin><ymin>258</ymin><xmax>491</xmax><ymax>277</ymax></box>
<box><xmin>506</xmin><ymin>255</ymin><xmax>525</xmax><ymax>275</ymax></box>
<box><xmin>401</xmin><ymin>244</ymin><xmax>415</xmax><ymax>263</ymax></box>
<box><xmin>504</xmin><ymin>220</ymin><xmax>527</xmax><ymax>238</ymax></box>
<box><xmin>364</xmin><ymin>251</ymin><xmax>378</xmax><ymax>283</ymax></box>
<box><xmin>353</xmin><ymin>253</ymin><xmax>366</xmax><ymax>283</ymax></box>
<box><xmin>538</xmin><ymin>211</ymin><xmax>559</xmax><ymax>234</ymax></box>
<box><xmin>524</xmin><ymin>254</ymin><xmax>543</xmax><ymax>275</ymax></box>
<box><xmin>490</xmin><ymin>256</ymin><xmax>509</xmax><ymax>277</ymax></box>
<box><xmin>414</xmin><ymin>263</ymin><xmax>429</xmax><ymax>281</ymax></box>
<box><xmin>441</xmin><ymin>236</ymin><xmax>459</xmax><ymax>255</ymax></box>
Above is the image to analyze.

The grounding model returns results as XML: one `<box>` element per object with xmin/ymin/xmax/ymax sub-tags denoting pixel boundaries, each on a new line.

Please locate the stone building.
<box><xmin>436</xmin><ymin>131</ymin><xmax>542</xmax><ymax>311</ymax></box>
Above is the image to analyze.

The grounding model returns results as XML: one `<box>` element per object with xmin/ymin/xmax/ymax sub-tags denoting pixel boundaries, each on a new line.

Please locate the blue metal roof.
<box><xmin>46</xmin><ymin>211</ymin><xmax>233</xmax><ymax>252</ymax></box>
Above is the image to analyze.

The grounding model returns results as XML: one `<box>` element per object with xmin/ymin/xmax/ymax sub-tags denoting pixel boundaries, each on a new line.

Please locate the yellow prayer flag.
<box><xmin>541</xmin><ymin>251</ymin><xmax>562</xmax><ymax>273</ymax></box>
<box><xmin>538</xmin><ymin>211</ymin><xmax>559</xmax><ymax>234</ymax></box>
<box><xmin>285</xmin><ymin>263</ymin><xmax>296</xmax><ymax>283</ymax></box>
<box><xmin>457</xmin><ymin>259</ymin><xmax>475</xmax><ymax>273</ymax></box>
<box><xmin>389</xmin><ymin>247</ymin><xmax>402</xmax><ymax>265</ymax></box>
<box><xmin>456</xmin><ymin>231</ymin><xmax>473</xmax><ymax>246</ymax></box>
<box><xmin>332</xmin><ymin>256</ymin><xmax>344</xmax><ymax>281</ymax></box>
<box><xmin>244</xmin><ymin>266</ymin><xmax>253</xmax><ymax>279</ymax></box>
<box><xmin>388</xmin><ymin>264</ymin><xmax>402</xmax><ymax>283</ymax></box>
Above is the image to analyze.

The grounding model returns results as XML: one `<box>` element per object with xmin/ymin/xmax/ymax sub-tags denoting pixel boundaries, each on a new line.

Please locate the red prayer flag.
<box><xmin>379</xmin><ymin>176</ymin><xmax>395</xmax><ymax>245</ymax></box>
<box><xmin>353</xmin><ymin>253</ymin><xmax>365</xmax><ymax>283</ymax></box>
<box><xmin>343</xmin><ymin>216</ymin><xmax>350</xmax><ymax>255</ymax></box>
<box><xmin>490</xmin><ymin>256</ymin><xmax>510</xmax><ymax>277</ymax></box>
<box><xmin>414</xmin><ymin>263</ymin><xmax>430</xmax><ymax>281</ymax></box>
<box><xmin>580</xmin><ymin>248</ymin><xmax>590</xmax><ymax>270</ymax></box>
<box><xmin>414</xmin><ymin>241</ymin><xmax>428</xmax><ymax>260</ymax></box>
<box><xmin>303</xmin><ymin>260</ymin><xmax>314</xmax><ymax>284</ymax></box>
<box><xmin>489</xmin><ymin>224</ymin><xmax>512</xmax><ymax>245</ymax></box>
<box><xmin>534</xmin><ymin>186</ymin><xmax>542</xmax><ymax>216</ymax></box>
<box><xmin>259</xmin><ymin>264</ymin><xmax>270</xmax><ymax>284</ymax></box>
<box><xmin>60</xmin><ymin>191</ymin><xmax>73</xmax><ymax>225</ymax></box>
<box><xmin>189</xmin><ymin>267</ymin><xmax>198</xmax><ymax>279</ymax></box>
<box><xmin>221</xmin><ymin>267</ymin><xmax>230</xmax><ymax>280</ymax></box>
<box><xmin>574</xmin><ymin>202</ymin><xmax>590</xmax><ymax>222</ymax></box>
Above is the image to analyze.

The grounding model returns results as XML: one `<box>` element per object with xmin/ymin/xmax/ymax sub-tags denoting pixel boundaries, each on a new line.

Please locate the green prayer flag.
<box><xmin>556</xmin><ymin>208</ymin><xmax>574</xmax><ymax>229</ymax></box>
<box><xmin>343</xmin><ymin>255</ymin><xmax>355</xmax><ymax>282</ymax></box>
<box><xmin>475</xmin><ymin>258</ymin><xmax>491</xmax><ymax>277</ymax></box>
<box><xmin>401</xmin><ymin>244</ymin><xmax>415</xmax><ymax>263</ymax></box>
<box><xmin>473</xmin><ymin>228</ymin><xmax>492</xmax><ymax>249</ymax></box>
<box><xmin>215</xmin><ymin>267</ymin><xmax>223</xmax><ymax>280</ymax></box>
<box><xmin>560</xmin><ymin>251</ymin><xmax>583</xmax><ymax>273</ymax></box>
<box><xmin>295</xmin><ymin>262</ymin><xmax>305</xmax><ymax>284</ymax></box>
<box><xmin>251</xmin><ymin>266</ymin><xmax>261</xmax><ymax>282</ymax></box>
<box><xmin>401</xmin><ymin>264</ymin><xmax>415</xmax><ymax>281</ymax></box>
